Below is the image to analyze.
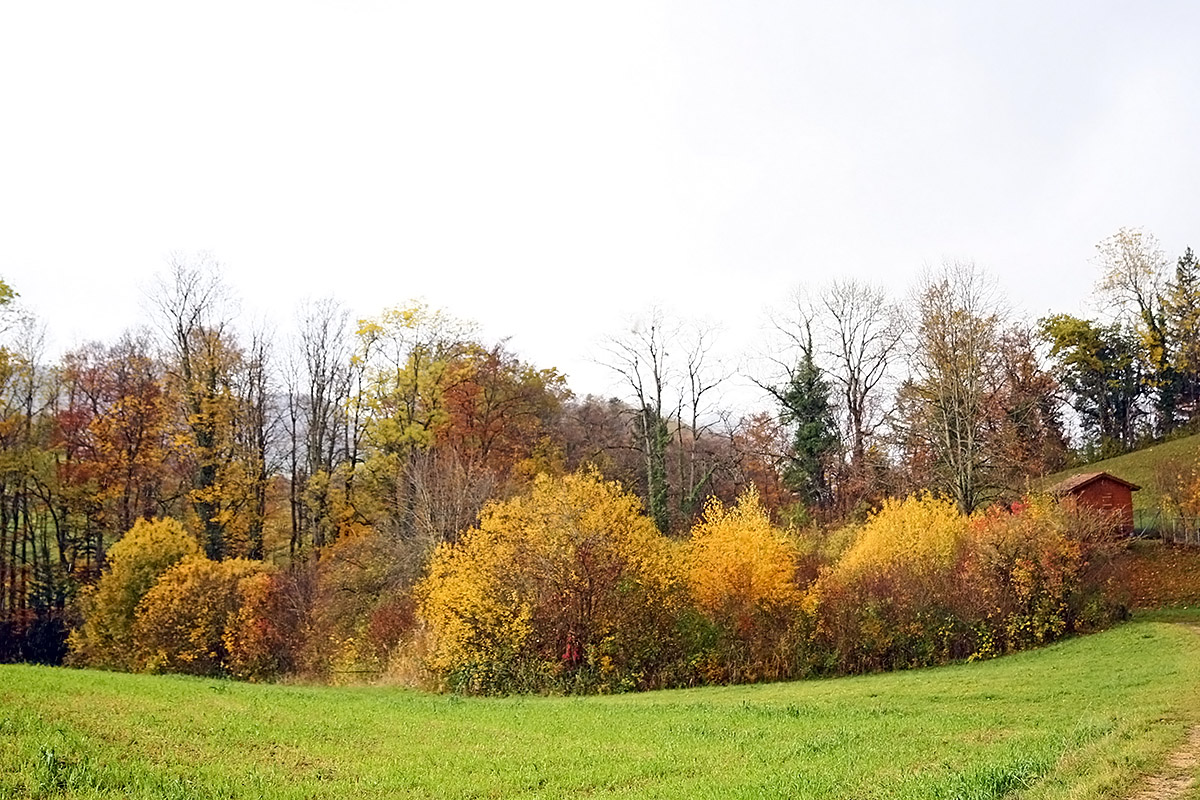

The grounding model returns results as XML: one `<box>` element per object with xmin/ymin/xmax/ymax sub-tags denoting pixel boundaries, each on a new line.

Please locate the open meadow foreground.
<box><xmin>3</xmin><ymin>616</ymin><xmax>1200</xmax><ymax>800</ymax></box>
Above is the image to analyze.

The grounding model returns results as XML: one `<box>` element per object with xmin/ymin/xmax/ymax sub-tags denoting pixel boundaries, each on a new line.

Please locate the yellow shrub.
<box><xmin>67</xmin><ymin>518</ymin><xmax>199</xmax><ymax>670</ymax></box>
<box><xmin>683</xmin><ymin>488</ymin><xmax>810</xmax><ymax>683</ymax></box>
<box><xmin>808</xmin><ymin>493</ymin><xmax>1123</xmax><ymax>674</ymax></box>
<box><xmin>835</xmin><ymin>494</ymin><xmax>970</xmax><ymax>581</ymax></box>
<box><xmin>810</xmin><ymin>495</ymin><xmax>975</xmax><ymax>672</ymax></box>
<box><xmin>133</xmin><ymin>556</ymin><xmax>267</xmax><ymax>675</ymax></box>
<box><xmin>417</xmin><ymin>470</ymin><xmax>678</xmax><ymax>693</ymax></box>
<box><xmin>419</xmin><ymin>524</ymin><xmax>533</xmax><ymax>679</ymax></box>
<box><xmin>686</xmin><ymin>487</ymin><xmax>802</xmax><ymax>621</ymax></box>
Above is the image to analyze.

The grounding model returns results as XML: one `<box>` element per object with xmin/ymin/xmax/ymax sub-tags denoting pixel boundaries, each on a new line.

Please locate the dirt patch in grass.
<box><xmin>1128</xmin><ymin>726</ymin><xmax>1200</xmax><ymax>800</ymax></box>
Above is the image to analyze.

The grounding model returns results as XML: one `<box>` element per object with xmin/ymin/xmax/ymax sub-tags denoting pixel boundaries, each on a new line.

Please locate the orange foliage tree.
<box><xmin>57</xmin><ymin>336</ymin><xmax>177</xmax><ymax>548</ymax></box>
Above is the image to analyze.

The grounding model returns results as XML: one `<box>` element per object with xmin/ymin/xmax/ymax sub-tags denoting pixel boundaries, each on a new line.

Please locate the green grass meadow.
<box><xmin>3</xmin><ymin>617</ymin><xmax>1200</xmax><ymax>799</ymax></box>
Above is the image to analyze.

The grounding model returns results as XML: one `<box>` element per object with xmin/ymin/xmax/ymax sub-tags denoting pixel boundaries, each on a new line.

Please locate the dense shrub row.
<box><xmin>67</xmin><ymin>518</ymin><xmax>411</xmax><ymax>682</ymax></box>
<box><xmin>68</xmin><ymin>472</ymin><xmax>1127</xmax><ymax>692</ymax></box>
<box><xmin>411</xmin><ymin>475</ymin><xmax>1125</xmax><ymax>693</ymax></box>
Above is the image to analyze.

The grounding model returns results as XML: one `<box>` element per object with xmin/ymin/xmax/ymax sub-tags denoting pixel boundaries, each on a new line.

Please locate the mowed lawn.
<box><xmin>3</xmin><ymin>619</ymin><xmax>1200</xmax><ymax>800</ymax></box>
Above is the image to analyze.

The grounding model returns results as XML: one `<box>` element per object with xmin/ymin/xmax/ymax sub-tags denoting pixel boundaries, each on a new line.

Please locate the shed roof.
<box><xmin>1046</xmin><ymin>471</ymin><xmax>1142</xmax><ymax>496</ymax></box>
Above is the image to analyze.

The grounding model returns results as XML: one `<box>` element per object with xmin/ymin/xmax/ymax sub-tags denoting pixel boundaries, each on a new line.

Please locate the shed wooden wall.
<box><xmin>1063</xmin><ymin>477</ymin><xmax>1135</xmax><ymax>534</ymax></box>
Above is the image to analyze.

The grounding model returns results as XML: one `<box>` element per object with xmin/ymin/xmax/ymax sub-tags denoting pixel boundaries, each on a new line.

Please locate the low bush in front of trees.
<box><xmin>410</xmin><ymin>475</ymin><xmax>1126</xmax><ymax>693</ymax></box>
<box><xmin>67</xmin><ymin>474</ymin><xmax>1128</xmax><ymax>692</ymax></box>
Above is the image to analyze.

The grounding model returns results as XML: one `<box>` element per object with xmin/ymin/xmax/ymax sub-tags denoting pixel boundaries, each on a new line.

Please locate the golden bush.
<box><xmin>67</xmin><ymin>517</ymin><xmax>199</xmax><ymax>670</ymax></box>
<box><xmin>683</xmin><ymin>488</ymin><xmax>810</xmax><ymax>682</ymax></box>
<box><xmin>686</xmin><ymin>487</ymin><xmax>803</xmax><ymax>623</ymax></box>
<box><xmin>133</xmin><ymin>556</ymin><xmax>266</xmax><ymax>675</ymax></box>
<box><xmin>417</xmin><ymin>470</ymin><xmax>679</xmax><ymax>693</ymax></box>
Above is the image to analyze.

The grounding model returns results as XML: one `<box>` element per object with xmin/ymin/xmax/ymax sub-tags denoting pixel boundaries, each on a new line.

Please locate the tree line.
<box><xmin>0</xmin><ymin>226</ymin><xmax>1196</xmax><ymax>671</ymax></box>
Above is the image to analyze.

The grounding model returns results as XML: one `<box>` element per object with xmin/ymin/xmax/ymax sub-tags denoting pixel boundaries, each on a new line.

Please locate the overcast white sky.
<box><xmin>3</xmin><ymin>1</ymin><xmax>1199</xmax><ymax>405</ymax></box>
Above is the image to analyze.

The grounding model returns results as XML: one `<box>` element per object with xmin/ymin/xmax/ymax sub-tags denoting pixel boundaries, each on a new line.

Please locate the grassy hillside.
<box><xmin>1040</xmin><ymin>432</ymin><xmax>1200</xmax><ymax>517</ymax></box>
<box><xmin>3</xmin><ymin>618</ymin><xmax>1200</xmax><ymax>799</ymax></box>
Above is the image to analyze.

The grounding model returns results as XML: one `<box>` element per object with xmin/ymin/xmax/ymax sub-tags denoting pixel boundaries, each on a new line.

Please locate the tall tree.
<box><xmin>670</xmin><ymin>324</ymin><xmax>727</xmax><ymax>525</ymax></box>
<box><xmin>152</xmin><ymin>255</ymin><xmax>245</xmax><ymax>560</ymax></box>
<box><xmin>603</xmin><ymin>310</ymin><xmax>728</xmax><ymax>533</ymax></box>
<box><xmin>602</xmin><ymin>310</ymin><xmax>673</xmax><ymax>533</ymax></box>
<box><xmin>771</xmin><ymin>280</ymin><xmax>905</xmax><ymax>509</ymax></box>
<box><xmin>285</xmin><ymin>298</ymin><xmax>353</xmax><ymax>555</ymax></box>
<box><xmin>57</xmin><ymin>334</ymin><xmax>176</xmax><ymax>549</ymax></box>
<box><xmin>1094</xmin><ymin>227</ymin><xmax>1176</xmax><ymax>433</ymax></box>
<box><xmin>991</xmin><ymin>325</ymin><xmax>1069</xmax><ymax>480</ymax></box>
<box><xmin>1164</xmin><ymin>247</ymin><xmax>1200</xmax><ymax>423</ymax></box>
<box><xmin>355</xmin><ymin>302</ymin><xmax>476</xmax><ymax>538</ymax></box>
<box><xmin>818</xmin><ymin>280</ymin><xmax>906</xmax><ymax>471</ymax></box>
<box><xmin>1040</xmin><ymin>314</ymin><xmax>1147</xmax><ymax>456</ymax></box>
<box><xmin>234</xmin><ymin>329</ymin><xmax>273</xmax><ymax>560</ymax></box>
<box><xmin>441</xmin><ymin>342</ymin><xmax>569</xmax><ymax>478</ymax></box>
<box><xmin>758</xmin><ymin>323</ymin><xmax>837</xmax><ymax>508</ymax></box>
<box><xmin>901</xmin><ymin>263</ymin><xmax>1005</xmax><ymax>513</ymax></box>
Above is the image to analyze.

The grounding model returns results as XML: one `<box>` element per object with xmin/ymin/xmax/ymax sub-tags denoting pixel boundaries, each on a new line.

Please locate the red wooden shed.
<box><xmin>1046</xmin><ymin>471</ymin><xmax>1141</xmax><ymax>535</ymax></box>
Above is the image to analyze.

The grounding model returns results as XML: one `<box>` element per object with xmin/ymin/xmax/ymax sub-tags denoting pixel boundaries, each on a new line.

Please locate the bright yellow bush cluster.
<box><xmin>417</xmin><ymin>478</ymin><xmax>819</xmax><ymax>691</ymax></box>
<box><xmin>74</xmin><ymin>485</ymin><xmax>1126</xmax><ymax>692</ymax></box>
<box><xmin>686</xmin><ymin>487</ymin><xmax>801</xmax><ymax>622</ymax></box>
<box><xmin>68</xmin><ymin>518</ymin><xmax>199</xmax><ymax>670</ymax></box>
<box><xmin>417</xmin><ymin>470</ymin><xmax>678</xmax><ymax>692</ymax></box>
<box><xmin>416</xmin><ymin>481</ymin><xmax>1125</xmax><ymax>693</ymax></box>
<box><xmin>68</xmin><ymin>517</ymin><xmax>284</xmax><ymax>678</ymax></box>
<box><xmin>682</xmin><ymin>488</ymin><xmax>810</xmax><ymax>683</ymax></box>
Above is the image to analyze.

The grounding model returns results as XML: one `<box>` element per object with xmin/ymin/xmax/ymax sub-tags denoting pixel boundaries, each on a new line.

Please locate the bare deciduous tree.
<box><xmin>602</xmin><ymin>308</ymin><xmax>729</xmax><ymax>533</ymax></box>
<box><xmin>902</xmin><ymin>262</ymin><xmax>1005</xmax><ymax>513</ymax></box>
<box><xmin>766</xmin><ymin>279</ymin><xmax>905</xmax><ymax>509</ymax></box>
<box><xmin>602</xmin><ymin>309</ymin><xmax>675</xmax><ymax>533</ymax></box>
<box><xmin>285</xmin><ymin>298</ymin><xmax>353</xmax><ymax>555</ymax></box>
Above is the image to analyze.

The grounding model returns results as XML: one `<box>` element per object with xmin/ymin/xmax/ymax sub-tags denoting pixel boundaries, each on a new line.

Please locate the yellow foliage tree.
<box><xmin>357</xmin><ymin>302</ymin><xmax>477</xmax><ymax>456</ymax></box>
<box><xmin>417</xmin><ymin>470</ymin><xmax>678</xmax><ymax>693</ymax></box>
<box><xmin>67</xmin><ymin>517</ymin><xmax>199</xmax><ymax>670</ymax></box>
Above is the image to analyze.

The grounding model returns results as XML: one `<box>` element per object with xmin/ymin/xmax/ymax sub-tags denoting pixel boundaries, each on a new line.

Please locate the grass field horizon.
<box><xmin>3</xmin><ymin>614</ymin><xmax>1200</xmax><ymax>799</ymax></box>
